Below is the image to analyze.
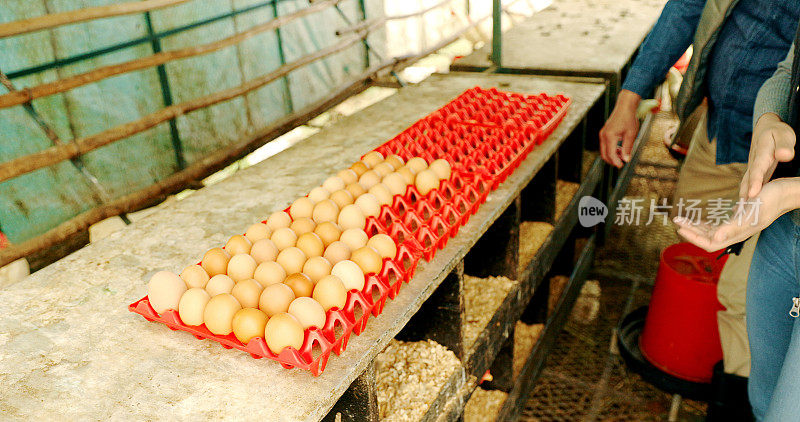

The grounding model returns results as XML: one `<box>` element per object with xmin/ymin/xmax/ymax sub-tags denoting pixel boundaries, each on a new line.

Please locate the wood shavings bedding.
<box><xmin>571</xmin><ymin>280</ymin><xmax>601</xmax><ymax>324</ymax></box>
<box><xmin>518</xmin><ymin>222</ymin><xmax>554</xmax><ymax>274</ymax></box>
<box><xmin>513</xmin><ymin>321</ymin><xmax>544</xmax><ymax>379</ymax></box>
<box><xmin>555</xmin><ymin>180</ymin><xmax>580</xmax><ymax>220</ymax></box>
<box><xmin>463</xmin><ymin>387</ymin><xmax>508</xmax><ymax>422</ymax></box>
<box><xmin>375</xmin><ymin>339</ymin><xmax>461</xmax><ymax>421</ymax></box>
<box><xmin>582</xmin><ymin>150</ymin><xmax>599</xmax><ymax>178</ymax></box>
<box><xmin>463</xmin><ymin>275</ymin><xmax>517</xmax><ymax>348</ymax></box>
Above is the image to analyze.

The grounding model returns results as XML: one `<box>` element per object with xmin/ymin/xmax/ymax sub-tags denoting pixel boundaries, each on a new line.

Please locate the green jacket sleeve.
<box><xmin>754</xmin><ymin>43</ymin><xmax>794</xmax><ymax>127</ymax></box>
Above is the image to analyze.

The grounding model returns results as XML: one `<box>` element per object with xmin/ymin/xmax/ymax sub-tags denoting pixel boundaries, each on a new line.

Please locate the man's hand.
<box><xmin>674</xmin><ymin>178</ymin><xmax>800</xmax><ymax>252</ymax></box>
<box><xmin>740</xmin><ymin>113</ymin><xmax>796</xmax><ymax>199</ymax></box>
<box><xmin>599</xmin><ymin>90</ymin><xmax>641</xmax><ymax>168</ymax></box>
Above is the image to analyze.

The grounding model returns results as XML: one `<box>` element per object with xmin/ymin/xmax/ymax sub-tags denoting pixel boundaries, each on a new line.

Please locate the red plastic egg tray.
<box><xmin>129</xmin><ymin>238</ymin><xmax>421</xmax><ymax>376</ymax></box>
<box><xmin>129</xmin><ymin>87</ymin><xmax>570</xmax><ymax>376</ymax></box>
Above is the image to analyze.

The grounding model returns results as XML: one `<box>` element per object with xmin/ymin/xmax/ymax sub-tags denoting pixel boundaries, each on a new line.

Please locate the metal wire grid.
<box><xmin>521</xmin><ymin>111</ymin><xmax>708</xmax><ymax>420</ymax></box>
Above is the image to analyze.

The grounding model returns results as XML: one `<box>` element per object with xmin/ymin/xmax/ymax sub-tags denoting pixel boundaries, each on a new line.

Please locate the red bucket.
<box><xmin>639</xmin><ymin>242</ymin><xmax>727</xmax><ymax>383</ymax></box>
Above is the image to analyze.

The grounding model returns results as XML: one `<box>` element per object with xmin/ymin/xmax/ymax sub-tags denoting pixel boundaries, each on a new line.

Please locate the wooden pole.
<box><xmin>0</xmin><ymin>58</ymin><xmax>393</xmax><ymax>268</ymax></box>
<box><xmin>0</xmin><ymin>0</ymin><xmax>194</xmax><ymax>38</ymax></box>
<box><xmin>0</xmin><ymin>21</ymin><xmax>375</xmax><ymax>184</ymax></box>
<box><xmin>0</xmin><ymin>0</ymin><xmax>341</xmax><ymax>109</ymax></box>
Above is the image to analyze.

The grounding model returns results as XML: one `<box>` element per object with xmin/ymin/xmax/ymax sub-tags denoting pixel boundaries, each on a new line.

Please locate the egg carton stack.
<box><xmin>129</xmin><ymin>87</ymin><xmax>570</xmax><ymax>376</ymax></box>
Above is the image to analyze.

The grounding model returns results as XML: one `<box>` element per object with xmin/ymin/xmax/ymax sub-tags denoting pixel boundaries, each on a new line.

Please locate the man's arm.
<box><xmin>621</xmin><ymin>0</ymin><xmax>706</xmax><ymax>98</ymax></box>
<box><xmin>600</xmin><ymin>0</ymin><xmax>706</xmax><ymax>168</ymax></box>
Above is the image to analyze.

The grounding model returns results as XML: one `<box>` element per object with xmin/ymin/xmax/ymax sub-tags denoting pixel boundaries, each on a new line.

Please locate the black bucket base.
<box><xmin>617</xmin><ymin>306</ymin><xmax>712</xmax><ymax>401</ymax></box>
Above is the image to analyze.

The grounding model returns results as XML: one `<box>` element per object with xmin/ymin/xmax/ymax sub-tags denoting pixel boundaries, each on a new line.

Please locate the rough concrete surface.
<box><xmin>0</xmin><ymin>73</ymin><xmax>602</xmax><ymax>421</ymax></box>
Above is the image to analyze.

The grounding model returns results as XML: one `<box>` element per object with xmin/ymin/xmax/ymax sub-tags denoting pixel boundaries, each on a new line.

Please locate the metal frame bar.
<box><xmin>143</xmin><ymin>11</ymin><xmax>186</xmax><ymax>170</ymax></box>
<box><xmin>491</xmin><ymin>0</ymin><xmax>502</xmax><ymax>66</ymax></box>
<box><xmin>271</xmin><ymin>0</ymin><xmax>295</xmax><ymax>114</ymax></box>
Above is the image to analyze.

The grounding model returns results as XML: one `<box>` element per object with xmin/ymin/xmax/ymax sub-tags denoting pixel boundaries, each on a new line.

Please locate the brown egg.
<box><xmin>266</xmin><ymin>211</ymin><xmax>292</xmax><ymax>230</ymax></box>
<box><xmin>314</xmin><ymin>221</ymin><xmax>341</xmax><ymax>247</ymax></box>
<box><xmin>147</xmin><ymin>271</ymin><xmax>187</xmax><ymax>314</ymax></box>
<box><xmin>259</xmin><ymin>283</ymin><xmax>295</xmax><ymax>316</ymax></box>
<box><xmin>354</xmin><ymin>193</ymin><xmax>381</xmax><ymax>217</ymax></box>
<box><xmin>397</xmin><ymin>166</ymin><xmax>416</xmax><ymax>185</ymax></box>
<box><xmin>308</xmin><ymin>186</ymin><xmax>331</xmax><ymax>203</ymax></box>
<box><xmin>288</xmin><ymin>297</ymin><xmax>326</xmax><ymax>330</ymax></box>
<box><xmin>338</xmin><ymin>204</ymin><xmax>366</xmax><ymax>231</ymax></box>
<box><xmin>385</xmin><ymin>155</ymin><xmax>405</xmax><ymax>169</ymax></box>
<box><xmin>323</xmin><ymin>176</ymin><xmax>346</xmax><ymax>193</ymax></box>
<box><xmin>202</xmin><ymin>248</ymin><xmax>230</xmax><ymax>277</ymax></box>
<box><xmin>178</xmin><ymin>288</ymin><xmax>211</xmax><ymax>326</ymax></box>
<box><xmin>203</xmin><ymin>293</ymin><xmax>242</xmax><ymax>335</ymax></box>
<box><xmin>350</xmin><ymin>161</ymin><xmax>369</xmax><ymax>176</ymax></box>
<box><xmin>254</xmin><ymin>261</ymin><xmax>287</xmax><ymax>287</ymax></box>
<box><xmin>276</xmin><ymin>247</ymin><xmax>307</xmax><ymax>274</ymax></box>
<box><xmin>264</xmin><ymin>312</ymin><xmax>304</xmax><ymax>354</ymax></box>
<box><xmin>270</xmin><ymin>227</ymin><xmax>297</xmax><ymax>251</ymax></box>
<box><xmin>225</xmin><ymin>235</ymin><xmax>252</xmax><ymax>256</ymax></box>
<box><xmin>430</xmin><ymin>158</ymin><xmax>452</xmax><ymax>180</ymax></box>
<box><xmin>351</xmin><ymin>246</ymin><xmax>382</xmax><ymax>274</ymax></box>
<box><xmin>312</xmin><ymin>199</ymin><xmax>339</xmax><ymax>224</ymax></box>
<box><xmin>401</xmin><ymin>163</ymin><xmax>419</xmax><ymax>176</ymax></box>
<box><xmin>406</xmin><ymin>157</ymin><xmax>428</xmax><ymax>173</ymax></box>
<box><xmin>303</xmin><ymin>256</ymin><xmax>332</xmax><ymax>284</ymax></box>
<box><xmin>206</xmin><ymin>274</ymin><xmax>236</xmax><ymax>296</ymax></box>
<box><xmin>415</xmin><ymin>169</ymin><xmax>440</xmax><ymax>195</ymax></box>
<box><xmin>358</xmin><ymin>170</ymin><xmax>381</xmax><ymax>190</ymax></box>
<box><xmin>340</xmin><ymin>228</ymin><xmax>369</xmax><ymax>251</ymax></box>
<box><xmin>363</xmin><ymin>151</ymin><xmax>384</xmax><ymax>167</ymax></box>
<box><xmin>345</xmin><ymin>182</ymin><xmax>367</xmax><ymax>198</ymax></box>
<box><xmin>250</xmin><ymin>238</ymin><xmax>279</xmax><ymax>264</ymax></box>
<box><xmin>290</xmin><ymin>217</ymin><xmax>316</xmax><ymax>236</ymax></box>
<box><xmin>227</xmin><ymin>254</ymin><xmax>257</xmax><ymax>282</ymax></box>
<box><xmin>369</xmin><ymin>183</ymin><xmax>393</xmax><ymax>206</ymax></box>
<box><xmin>180</xmin><ymin>264</ymin><xmax>209</xmax><ymax>289</ymax></box>
<box><xmin>296</xmin><ymin>232</ymin><xmax>324</xmax><ymax>257</ymax></box>
<box><xmin>313</xmin><ymin>275</ymin><xmax>348</xmax><ymax>311</ymax></box>
<box><xmin>290</xmin><ymin>197</ymin><xmax>315</xmax><ymax>219</ymax></box>
<box><xmin>337</xmin><ymin>169</ymin><xmax>358</xmax><ymax>185</ymax></box>
<box><xmin>373</xmin><ymin>162</ymin><xmax>395</xmax><ymax>178</ymax></box>
<box><xmin>231</xmin><ymin>308</ymin><xmax>269</xmax><ymax>344</ymax></box>
<box><xmin>331</xmin><ymin>260</ymin><xmax>366</xmax><ymax>291</ymax></box>
<box><xmin>284</xmin><ymin>273</ymin><xmax>314</xmax><ymax>297</ymax></box>
<box><xmin>231</xmin><ymin>279</ymin><xmax>263</xmax><ymax>308</ymax></box>
<box><xmin>329</xmin><ymin>189</ymin><xmax>354</xmax><ymax>209</ymax></box>
<box><xmin>368</xmin><ymin>234</ymin><xmax>397</xmax><ymax>259</ymax></box>
<box><xmin>245</xmin><ymin>222</ymin><xmax>271</xmax><ymax>243</ymax></box>
<box><xmin>382</xmin><ymin>173</ymin><xmax>407</xmax><ymax>196</ymax></box>
<box><xmin>324</xmin><ymin>241</ymin><xmax>351</xmax><ymax>265</ymax></box>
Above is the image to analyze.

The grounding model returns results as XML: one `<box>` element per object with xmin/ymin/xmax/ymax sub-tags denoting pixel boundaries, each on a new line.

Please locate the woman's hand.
<box><xmin>740</xmin><ymin>113</ymin><xmax>796</xmax><ymax>199</ymax></box>
<box><xmin>674</xmin><ymin>178</ymin><xmax>800</xmax><ymax>252</ymax></box>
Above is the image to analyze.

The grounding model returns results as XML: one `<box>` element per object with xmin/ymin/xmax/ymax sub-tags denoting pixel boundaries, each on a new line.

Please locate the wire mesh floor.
<box><xmin>521</xmin><ymin>110</ymin><xmax>708</xmax><ymax>421</ymax></box>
